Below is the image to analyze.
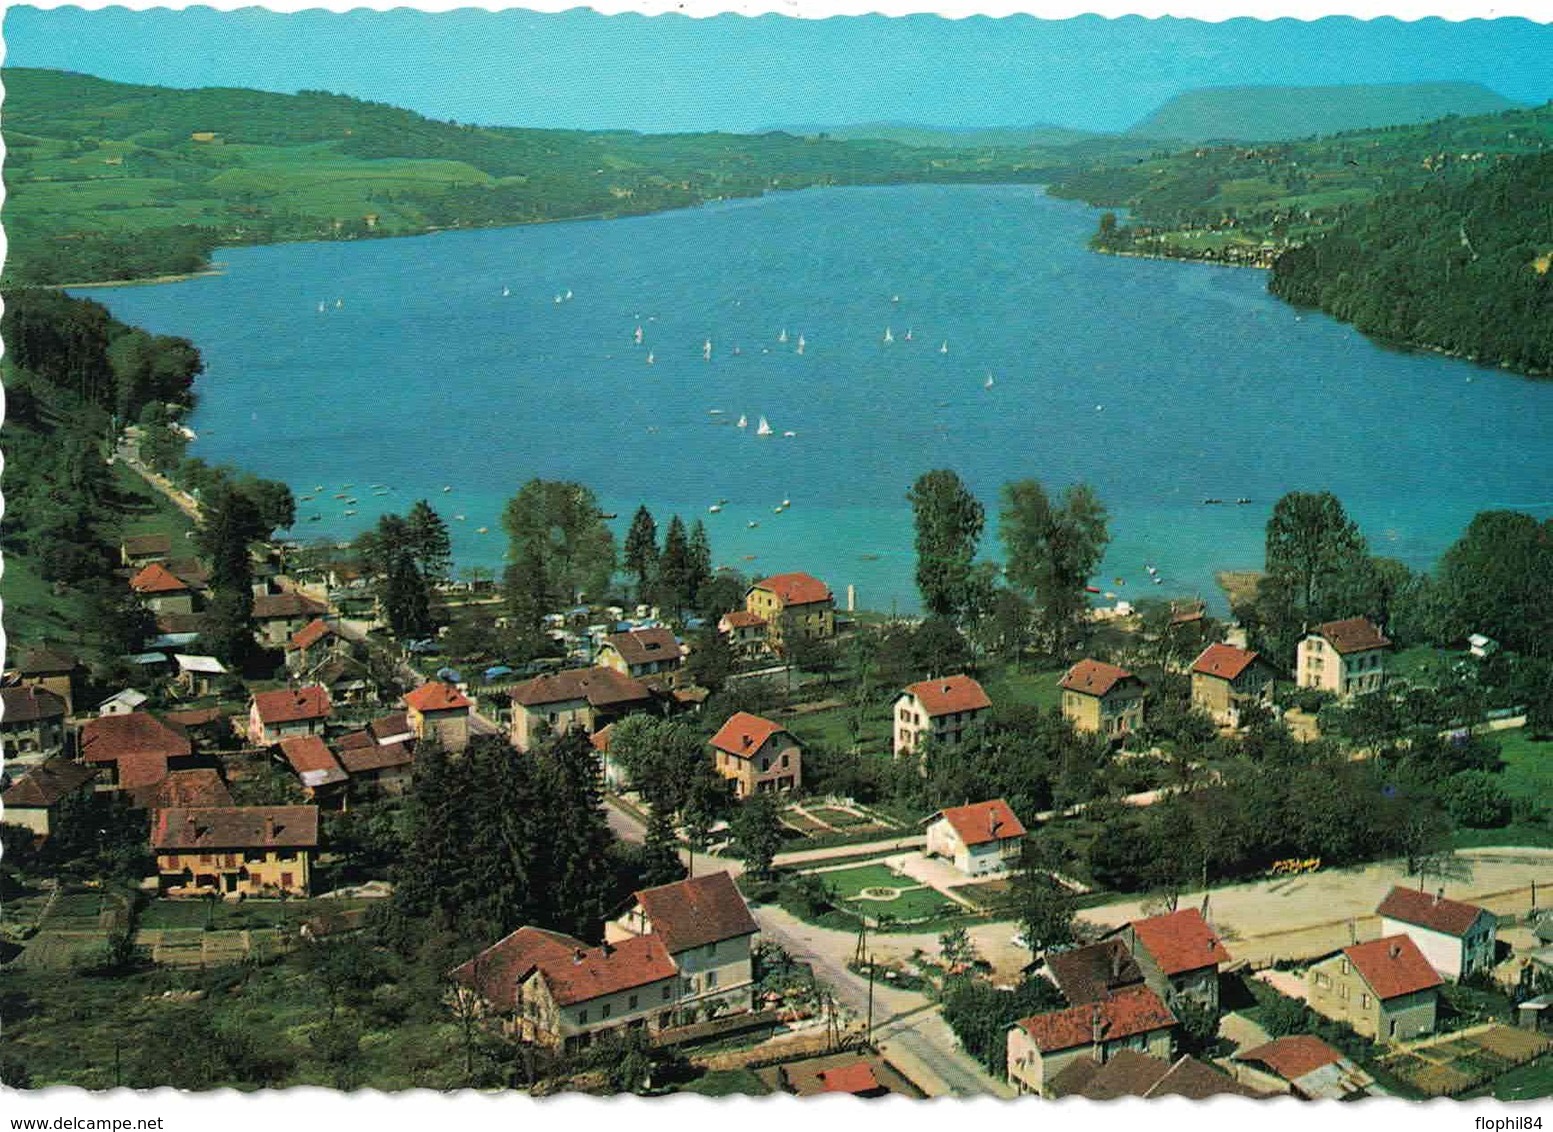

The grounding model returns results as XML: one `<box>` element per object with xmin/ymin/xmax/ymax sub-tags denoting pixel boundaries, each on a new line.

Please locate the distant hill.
<box><xmin>1129</xmin><ymin>82</ymin><xmax>1525</xmax><ymax>142</ymax></box>
<box><xmin>1</xmin><ymin>68</ymin><xmax>1059</xmax><ymax>285</ymax></box>
<box><xmin>769</xmin><ymin>121</ymin><xmax>1103</xmax><ymax>149</ymax></box>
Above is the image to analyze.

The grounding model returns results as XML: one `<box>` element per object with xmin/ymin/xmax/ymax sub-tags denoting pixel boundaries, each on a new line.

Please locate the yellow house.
<box><xmin>1189</xmin><ymin>643</ymin><xmax>1276</xmax><ymax>728</ymax></box>
<box><xmin>1306</xmin><ymin>935</ymin><xmax>1442</xmax><ymax>1042</ymax></box>
<box><xmin>745</xmin><ymin>572</ymin><xmax>835</xmax><ymax>654</ymax></box>
<box><xmin>403</xmin><ymin>681</ymin><xmax>472</xmax><ymax>753</ymax></box>
<box><xmin>1296</xmin><ymin>617</ymin><xmax>1391</xmax><ymax>700</ymax></box>
<box><xmin>708</xmin><ymin>712</ymin><xmax>802</xmax><ymax>797</ymax></box>
<box><xmin>595</xmin><ymin>626</ymin><xmax>685</xmax><ymax>686</ymax></box>
<box><xmin>507</xmin><ymin>667</ymin><xmax>654</xmax><ymax>751</ymax></box>
<box><xmin>152</xmin><ymin>805</ymin><xmax>319</xmax><ymax>898</ymax></box>
<box><xmin>1059</xmin><ymin>659</ymin><xmax>1146</xmax><ymax>738</ymax></box>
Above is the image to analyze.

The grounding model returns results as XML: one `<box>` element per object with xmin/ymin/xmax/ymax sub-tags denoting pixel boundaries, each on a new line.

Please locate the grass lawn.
<box><xmin>1492</xmin><ymin>727</ymin><xmax>1553</xmax><ymax>804</ymax></box>
<box><xmin>809</xmin><ymin>806</ymin><xmax>874</xmax><ymax>829</ymax></box>
<box><xmin>782</xmin><ymin>702</ymin><xmax>892</xmax><ymax>756</ymax></box>
<box><xmin>982</xmin><ymin>666</ymin><xmax>1067</xmax><ymax>715</ymax></box>
<box><xmin>814</xmin><ymin>864</ymin><xmax>908</xmax><ymax>899</ymax></box>
<box><xmin>678</xmin><ymin>1067</ymin><xmax>772</xmax><ymax>1096</ymax></box>
<box><xmin>137</xmin><ymin>898</ymin><xmax>370</xmax><ymax>932</ymax></box>
<box><xmin>1459</xmin><ymin>1055</ymin><xmax>1553</xmax><ymax>1101</ymax></box>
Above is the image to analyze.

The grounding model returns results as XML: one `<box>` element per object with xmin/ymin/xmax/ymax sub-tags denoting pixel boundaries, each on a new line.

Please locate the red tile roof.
<box><xmin>901</xmin><ymin>674</ymin><xmax>992</xmax><ymax>717</ymax></box>
<box><xmin>1237</xmin><ymin>1036</ymin><xmax>1346</xmax><ymax>1083</ymax></box>
<box><xmin>335</xmin><ymin>729</ymin><xmax>376</xmax><ymax>751</ymax></box>
<box><xmin>1191</xmin><ymin>642</ymin><xmax>1263</xmax><ymax>681</ymax></box>
<box><xmin>129</xmin><ymin>562</ymin><xmax>189</xmax><ymax>595</ymax></box>
<box><xmin>933</xmin><ymin>798</ymin><xmax>1026</xmax><ymax>847</ymax></box>
<box><xmin>750</xmin><ymin>572</ymin><xmax>832</xmax><ymax>606</ymax></box>
<box><xmin>1344</xmin><ymin>935</ymin><xmax>1444</xmax><ymax>1000</ymax></box>
<box><xmin>404</xmin><ymin>681</ymin><xmax>472</xmax><ymax>713</ymax></box>
<box><xmin>1146</xmin><ymin>1055</ymin><xmax>1268</xmax><ymax>1099</ymax></box>
<box><xmin>286</xmin><ymin>618</ymin><xmax>337</xmax><ymax>652</ymax></box>
<box><xmin>1050</xmin><ymin>1050</ymin><xmax>1167</xmax><ymax>1099</ymax></box>
<box><xmin>1059</xmin><ymin>658</ymin><xmax>1141</xmax><ymax>698</ymax></box>
<box><xmin>79</xmin><ymin>712</ymin><xmax>192</xmax><ymax>764</ymax></box>
<box><xmin>163</xmin><ymin>707</ymin><xmax>225</xmax><ymax>729</ymax></box>
<box><xmin>130</xmin><ymin>768</ymin><xmax>234</xmax><ymax>811</ymax></box>
<box><xmin>1045</xmin><ymin>939</ymin><xmax>1146</xmax><ymax>1005</ymax></box>
<box><xmin>708</xmin><ymin>711</ymin><xmax>790</xmax><ymax>758</ymax></box>
<box><xmin>720</xmin><ymin>610</ymin><xmax>766</xmax><ymax>630</ymax></box>
<box><xmin>0</xmin><ymin>685</ymin><xmax>67</xmax><ymax>723</ymax></box>
<box><xmin>116</xmin><ymin>752</ymin><xmax>173</xmax><ymax>791</ymax></box>
<box><xmin>634</xmin><ymin>871</ymin><xmax>758</xmax><ymax>954</ymax></box>
<box><xmin>537</xmin><ymin>933</ymin><xmax>678</xmax><ymax>1006</ymax></box>
<box><xmin>252</xmin><ymin>685</ymin><xmax>332</xmax><ymax>726</ymax></box>
<box><xmin>449</xmin><ymin>926</ymin><xmax>583</xmax><ymax>1012</ymax></box>
<box><xmin>1377</xmin><ymin>886</ymin><xmax>1491</xmax><ymax>938</ymax></box>
<box><xmin>1126</xmin><ymin>908</ymin><xmax>1232</xmax><ymax>976</ymax></box>
<box><xmin>2</xmin><ymin>760</ymin><xmax>96</xmax><ymax>807</ymax></box>
<box><xmin>1312</xmin><ymin>617</ymin><xmax>1391</xmax><ymax>655</ymax></box>
<box><xmin>337</xmin><ymin>739</ymin><xmax>413</xmax><ymax>774</ymax></box>
<box><xmin>590</xmin><ymin>724</ymin><xmax>615</xmax><ymax>753</ymax></box>
<box><xmin>509</xmin><ymin>666</ymin><xmax>653</xmax><ymax>709</ymax></box>
<box><xmin>1014</xmin><ymin>986</ymin><xmax>1176</xmax><ymax>1054</ymax></box>
<box><xmin>153</xmin><ymin>805</ymin><xmax>320</xmax><ymax>851</ymax></box>
<box><xmin>816</xmin><ymin>1063</ymin><xmax>883</xmax><ymax>1095</ymax></box>
<box><xmin>367</xmin><ymin>712</ymin><xmax>413</xmax><ymax>742</ymax></box>
<box><xmin>280</xmin><ymin>736</ymin><xmax>348</xmax><ymax>788</ymax></box>
<box><xmin>601</xmin><ymin>627</ymin><xmax>683</xmax><ymax>668</ymax></box>
<box><xmin>251</xmin><ymin>592</ymin><xmax>329</xmax><ymax>621</ymax></box>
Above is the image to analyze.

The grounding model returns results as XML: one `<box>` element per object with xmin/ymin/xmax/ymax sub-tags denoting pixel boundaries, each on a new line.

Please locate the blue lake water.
<box><xmin>76</xmin><ymin>184</ymin><xmax>1553</xmax><ymax>615</ymax></box>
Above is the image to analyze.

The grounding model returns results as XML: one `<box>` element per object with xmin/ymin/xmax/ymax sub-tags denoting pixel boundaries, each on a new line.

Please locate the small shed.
<box><xmin>1519</xmin><ymin>993</ymin><xmax>1553</xmax><ymax>1034</ymax></box>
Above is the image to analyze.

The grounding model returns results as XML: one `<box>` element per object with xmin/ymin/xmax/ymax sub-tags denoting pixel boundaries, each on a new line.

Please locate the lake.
<box><xmin>76</xmin><ymin>184</ymin><xmax>1553</xmax><ymax>615</ymax></box>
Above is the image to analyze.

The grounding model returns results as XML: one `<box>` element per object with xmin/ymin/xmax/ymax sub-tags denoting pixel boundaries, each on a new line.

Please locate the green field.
<box><xmin>678</xmin><ymin>1067</ymin><xmax>772</xmax><ymax>1096</ymax></box>
<box><xmin>813</xmin><ymin>864</ymin><xmax>957</xmax><ymax>924</ymax></box>
<box><xmin>982</xmin><ymin>666</ymin><xmax>1067</xmax><ymax>715</ymax></box>
<box><xmin>1452</xmin><ymin>726</ymin><xmax>1553</xmax><ymax>849</ymax></box>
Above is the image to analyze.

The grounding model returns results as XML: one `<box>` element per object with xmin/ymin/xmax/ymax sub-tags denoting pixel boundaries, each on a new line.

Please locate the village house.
<box><xmin>98</xmin><ymin>689</ymin><xmax>151</xmax><ymax>717</ymax></box>
<box><xmin>1043</xmin><ymin>938</ymin><xmax>1146</xmax><ymax>1005</ymax></box>
<box><xmin>10</xmin><ymin>647</ymin><xmax>82</xmax><ymax>714</ymax></box>
<box><xmin>403</xmin><ymin>681</ymin><xmax>473</xmax><ymax>753</ymax></box>
<box><xmin>1006</xmin><ymin>985</ymin><xmax>1177</xmax><ymax>1096</ymax></box>
<box><xmin>0</xmin><ymin>686</ymin><xmax>68</xmax><ymax>766</ymax></box>
<box><xmin>312</xmin><ymin>654</ymin><xmax>372</xmax><ymax>705</ymax></box>
<box><xmin>595</xmin><ymin>626</ymin><xmax>685</xmax><ymax>686</ymax></box>
<box><xmin>892</xmin><ymin>674</ymin><xmax>992</xmax><ymax>759</ymax></box>
<box><xmin>279</xmin><ymin>735</ymin><xmax>349</xmax><ymax>806</ymax></box>
<box><xmin>717</xmin><ymin>610</ymin><xmax>769</xmax><ymax>659</ymax></box>
<box><xmin>1049</xmin><ymin>1049</ymin><xmax>1265</xmax><ymax>1100</ymax></box>
<box><xmin>1296</xmin><ymin>616</ymin><xmax>1391</xmax><ymax>699</ymax></box>
<box><xmin>1189</xmin><ymin>642</ymin><xmax>1276</xmax><ymax>728</ymax></box>
<box><xmin>284</xmin><ymin>618</ymin><xmax>349</xmax><ymax>676</ymax></box>
<box><xmin>152</xmin><ymin>804</ymin><xmax>319</xmax><ymax>898</ymax></box>
<box><xmin>614</xmin><ymin>871</ymin><xmax>760</xmax><ymax>1021</ymax></box>
<box><xmin>248</xmin><ymin>685</ymin><xmax>332</xmax><ymax>746</ymax></box>
<box><xmin>1232</xmin><ymin>1035</ymin><xmax>1374</xmax><ymax>1100</ymax></box>
<box><xmin>1377</xmin><ymin>886</ymin><xmax>1498</xmax><ymax>980</ymax></box>
<box><xmin>708</xmin><ymin>712</ymin><xmax>802</xmax><ymax>797</ymax></box>
<box><xmin>0</xmin><ymin>760</ymin><xmax>97</xmax><ymax>838</ymax></box>
<box><xmin>335</xmin><ymin>730</ymin><xmax>415</xmax><ymax>795</ymax></box>
<box><xmin>1059</xmin><ymin>659</ymin><xmax>1147</xmax><ymax>738</ymax></box>
<box><xmin>129</xmin><ymin>562</ymin><xmax>196</xmax><ymax>615</ymax></box>
<box><xmin>120</xmin><ymin>532</ymin><xmax>173</xmax><ymax>567</ymax></box>
<box><xmin>174</xmin><ymin>654</ymin><xmax>228</xmax><ymax>697</ymax></box>
<box><xmin>744</xmin><ymin>572</ymin><xmax>835</xmax><ymax>654</ymax></box>
<box><xmin>78</xmin><ymin>711</ymin><xmax>194</xmax><ymax>792</ymax></box>
<box><xmin>1306</xmin><ymin>934</ymin><xmax>1442</xmax><ymax>1041</ymax></box>
<box><xmin>1107</xmin><ymin>907</ymin><xmax>1232</xmax><ymax>1012</ymax></box>
<box><xmin>128</xmin><ymin>768</ymin><xmax>235</xmax><ymax>813</ymax></box>
<box><xmin>508</xmin><ymin>667</ymin><xmax>655</xmax><ymax>751</ymax></box>
<box><xmin>778</xmin><ymin>1055</ymin><xmax>913</xmax><ymax>1098</ymax></box>
<box><xmin>450</xmin><ymin>926</ymin><xmax>680</xmax><ymax>1053</ymax></box>
<box><xmin>250</xmin><ymin>591</ymin><xmax>331</xmax><ymax>648</ymax></box>
<box><xmin>924</xmin><ymin>798</ymin><xmax>1026</xmax><ymax>877</ymax></box>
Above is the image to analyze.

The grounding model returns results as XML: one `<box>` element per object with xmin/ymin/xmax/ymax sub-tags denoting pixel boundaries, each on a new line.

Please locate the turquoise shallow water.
<box><xmin>75</xmin><ymin>184</ymin><xmax>1553</xmax><ymax>614</ymax></box>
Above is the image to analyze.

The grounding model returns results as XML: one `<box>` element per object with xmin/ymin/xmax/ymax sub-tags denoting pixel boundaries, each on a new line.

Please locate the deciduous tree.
<box><xmin>908</xmin><ymin>469</ymin><xmax>986</xmax><ymax>621</ymax></box>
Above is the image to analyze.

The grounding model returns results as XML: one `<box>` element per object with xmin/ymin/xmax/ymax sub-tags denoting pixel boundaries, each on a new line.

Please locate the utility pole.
<box><xmin>865</xmin><ymin>953</ymin><xmax>875</xmax><ymax>1046</ymax></box>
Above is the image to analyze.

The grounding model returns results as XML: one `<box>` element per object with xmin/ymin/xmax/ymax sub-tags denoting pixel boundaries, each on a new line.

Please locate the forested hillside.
<box><xmin>1128</xmin><ymin>82</ymin><xmax>1523</xmax><ymax>142</ymax></box>
<box><xmin>1269</xmin><ymin>152</ymin><xmax>1553</xmax><ymax>375</ymax></box>
<box><xmin>2</xmin><ymin>68</ymin><xmax>1057</xmax><ymax>285</ymax></box>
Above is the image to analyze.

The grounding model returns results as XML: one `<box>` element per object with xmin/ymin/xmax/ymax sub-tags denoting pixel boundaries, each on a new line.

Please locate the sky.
<box><xmin>3</xmin><ymin>7</ymin><xmax>1551</xmax><ymax>134</ymax></box>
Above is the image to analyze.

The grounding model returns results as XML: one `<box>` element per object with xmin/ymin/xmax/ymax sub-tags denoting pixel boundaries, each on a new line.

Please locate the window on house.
<box><xmin>708</xmin><ymin>941</ymin><xmax>718</xmax><ymax>957</ymax></box>
<box><xmin>280</xmin><ymin>872</ymin><xmax>294</xmax><ymax>888</ymax></box>
<box><xmin>579</xmin><ymin>1010</ymin><xmax>589</xmax><ymax>1024</ymax></box>
<box><xmin>1341</xmin><ymin>959</ymin><xmax>1350</xmax><ymax>976</ymax></box>
<box><xmin>706</xmin><ymin>970</ymin><xmax>718</xmax><ymax>988</ymax></box>
<box><xmin>629</xmin><ymin>994</ymin><xmax>638</xmax><ymax>1010</ymax></box>
<box><xmin>601</xmin><ymin>1003</ymin><xmax>612</xmax><ymax>1019</ymax></box>
<box><xmin>662</xmin><ymin>985</ymin><xmax>673</xmax><ymax>1001</ymax></box>
<box><xmin>781</xmin><ymin>755</ymin><xmax>789</xmax><ymax>768</ymax></box>
<box><xmin>1361</xmin><ymin>994</ymin><xmax>1371</xmax><ymax>1009</ymax></box>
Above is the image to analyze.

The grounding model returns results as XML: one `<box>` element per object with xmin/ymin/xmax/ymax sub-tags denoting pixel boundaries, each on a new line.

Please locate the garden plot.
<box><xmin>1380</xmin><ymin>1024</ymin><xmax>1551</xmax><ymax>1097</ymax></box>
<box><xmin>813</xmin><ymin>863</ymin><xmax>956</xmax><ymax>924</ymax></box>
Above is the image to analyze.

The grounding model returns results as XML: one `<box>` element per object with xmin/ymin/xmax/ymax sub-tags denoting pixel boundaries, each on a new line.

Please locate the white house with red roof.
<box><xmin>1107</xmin><ymin>907</ymin><xmax>1233</xmax><ymax>1011</ymax></box>
<box><xmin>892</xmin><ymin>674</ymin><xmax>992</xmax><ymax>758</ymax></box>
<box><xmin>708</xmin><ymin>711</ymin><xmax>801</xmax><ymax>797</ymax></box>
<box><xmin>1307</xmin><ymin>934</ymin><xmax>1442</xmax><ymax>1040</ymax></box>
<box><xmin>615</xmin><ymin>870</ymin><xmax>760</xmax><ymax>1019</ymax></box>
<box><xmin>1189</xmin><ymin>642</ymin><xmax>1276</xmax><ymax>728</ymax></box>
<box><xmin>1296</xmin><ymin>616</ymin><xmax>1391</xmax><ymax>699</ymax></box>
<box><xmin>248</xmin><ymin>685</ymin><xmax>332</xmax><ymax>746</ymax></box>
<box><xmin>925</xmin><ymin>798</ymin><xmax>1026</xmax><ymax>877</ymax></box>
<box><xmin>1006</xmin><ymin>985</ymin><xmax>1177</xmax><ymax>1096</ymax></box>
<box><xmin>403</xmin><ymin>681</ymin><xmax>472</xmax><ymax>753</ymax></box>
<box><xmin>744</xmin><ymin>571</ymin><xmax>835</xmax><ymax>653</ymax></box>
<box><xmin>1377</xmin><ymin>886</ymin><xmax>1498</xmax><ymax>980</ymax></box>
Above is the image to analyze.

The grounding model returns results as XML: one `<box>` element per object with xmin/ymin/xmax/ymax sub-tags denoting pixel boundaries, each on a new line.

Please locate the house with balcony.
<box><xmin>0</xmin><ymin>686</ymin><xmax>68</xmax><ymax>768</ymax></box>
<box><xmin>508</xmin><ymin>667</ymin><xmax>655</xmax><ymax>751</ymax></box>
<box><xmin>595</xmin><ymin>627</ymin><xmax>684</xmax><ymax>687</ymax></box>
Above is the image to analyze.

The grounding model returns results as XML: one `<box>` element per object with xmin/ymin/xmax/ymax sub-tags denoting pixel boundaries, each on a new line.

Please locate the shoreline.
<box><xmin>52</xmin><ymin>267</ymin><xmax>226</xmax><ymax>290</ymax></box>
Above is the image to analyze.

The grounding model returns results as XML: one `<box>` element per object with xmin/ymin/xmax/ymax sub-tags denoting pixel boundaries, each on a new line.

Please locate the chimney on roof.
<box><xmin>263</xmin><ymin>815</ymin><xmax>276</xmax><ymax>841</ymax></box>
<box><xmin>1091</xmin><ymin>1006</ymin><xmax>1107</xmax><ymax>1058</ymax></box>
<box><xmin>1389</xmin><ymin>942</ymin><xmax>1402</xmax><ymax>960</ymax></box>
<box><xmin>601</xmin><ymin>940</ymin><xmax>615</xmax><ymax>957</ymax></box>
<box><xmin>573</xmin><ymin>949</ymin><xmax>586</xmax><ymax>965</ymax></box>
<box><xmin>1435</xmin><ymin>888</ymin><xmax>1445</xmax><ymax>905</ymax></box>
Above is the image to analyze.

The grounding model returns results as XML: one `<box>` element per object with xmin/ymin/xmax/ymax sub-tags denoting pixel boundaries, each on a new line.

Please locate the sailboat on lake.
<box><xmin>757</xmin><ymin>417</ymin><xmax>773</xmax><ymax>437</ymax></box>
<box><xmin>737</xmin><ymin>414</ymin><xmax>748</xmax><ymax>429</ymax></box>
<box><xmin>883</xmin><ymin>327</ymin><xmax>894</xmax><ymax>344</ymax></box>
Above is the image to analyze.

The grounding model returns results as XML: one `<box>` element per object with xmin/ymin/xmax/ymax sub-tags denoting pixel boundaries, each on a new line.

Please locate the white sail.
<box><xmin>883</xmin><ymin>327</ymin><xmax>893</xmax><ymax>344</ymax></box>
<box><xmin>634</xmin><ymin>325</ymin><xmax>643</xmax><ymax>345</ymax></box>
<box><xmin>796</xmin><ymin>335</ymin><xmax>806</xmax><ymax>355</ymax></box>
<box><xmin>940</xmin><ymin>341</ymin><xmax>949</xmax><ymax>354</ymax></box>
<box><xmin>737</xmin><ymin>415</ymin><xmax>748</xmax><ymax>429</ymax></box>
<box><xmin>779</xmin><ymin>328</ymin><xmax>788</xmax><ymax>343</ymax></box>
<box><xmin>757</xmin><ymin>417</ymin><xmax>773</xmax><ymax>436</ymax></box>
<box><xmin>703</xmin><ymin>339</ymin><xmax>713</xmax><ymax>360</ymax></box>
<box><xmin>647</xmin><ymin>352</ymin><xmax>655</xmax><ymax>365</ymax></box>
<box><xmin>984</xmin><ymin>373</ymin><xmax>995</xmax><ymax>389</ymax></box>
